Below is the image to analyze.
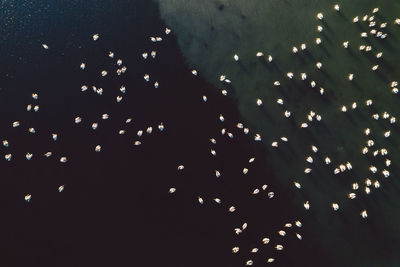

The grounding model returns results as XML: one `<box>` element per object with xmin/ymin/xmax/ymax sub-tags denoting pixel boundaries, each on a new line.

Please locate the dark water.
<box><xmin>0</xmin><ymin>1</ymin><xmax>307</xmax><ymax>267</ymax></box>
<box><xmin>1</xmin><ymin>1</ymin><xmax>399</xmax><ymax>267</ymax></box>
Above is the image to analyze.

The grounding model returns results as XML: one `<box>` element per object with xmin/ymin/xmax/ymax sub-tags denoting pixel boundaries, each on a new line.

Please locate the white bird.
<box><xmin>26</xmin><ymin>153</ymin><xmax>33</xmax><ymax>160</ymax></box>
<box><xmin>25</xmin><ymin>194</ymin><xmax>32</xmax><ymax>202</ymax></box>
<box><xmin>348</xmin><ymin>193</ymin><xmax>356</xmax><ymax>199</ymax></box>
<box><xmin>294</xmin><ymin>182</ymin><xmax>301</xmax><ymax>189</ymax></box>
<box><xmin>58</xmin><ymin>185</ymin><xmax>64</xmax><ymax>192</ymax></box>
<box><xmin>278</xmin><ymin>230</ymin><xmax>286</xmax><ymax>236</ymax></box>
<box><xmin>42</xmin><ymin>44</ymin><xmax>49</xmax><ymax>49</ymax></box>
<box><xmin>80</xmin><ymin>63</ymin><xmax>85</xmax><ymax>70</ymax></box>
<box><xmin>210</xmin><ymin>149</ymin><xmax>216</xmax><ymax>156</ymax></box>
<box><xmin>5</xmin><ymin>154</ymin><xmax>12</xmax><ymax>161</ymax></box>
<box><xmin>254</xmin><ymin>134</ymin><xmax>262</xmax><ymax>141</ymax></box>
<box><xmin>262</xmin><ymin>185</ymin><xmax>268</xmax><ymax>190</ymax></box>
<box><xmin>251</xmin><ymin>248</ymin><xmax>258</xmax><ymax>253</ymax></box>
<box><xmin>361</xmin><ymin>210</ymin><xmax>368</xmax><ymax>218</ymax></box>
<box><xmin>95</xmin><ymin>145</ymin><xmax>101</xmax><ymax>152</ymax></box>
<box><xmin>334</xmin><ymin>4</ymin><xmax>340</xmax><ymax>11</ymax></box>
<box><xmin>214</xmin><ymin>198</ymin><xmax>221</xmax><ymax>204</ymax></box>
<box><xmin>92</xmin><ymin>34</ymin><xmax>99</xmax><ymax>41</ymax></box>
<box><xmin>169</xmin><ymin>188</ymin><xmax>176</xmax><ymax>194</ymax></box>
<box><xmin>332</xmin><ymin>203</ymin><xmax>339</xmax><ymax>211</ymax></box>
<box><xmin>301</xmin><ymin>123</ymin><xmax>308</xmax><ymax>128</ymax></box>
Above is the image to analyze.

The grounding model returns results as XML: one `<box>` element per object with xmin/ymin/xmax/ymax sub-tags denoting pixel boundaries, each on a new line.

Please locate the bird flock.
<box><xmin>3</xmin><ymin>3</ymin><xmax>400</xmax><ymax>266</ymax></box>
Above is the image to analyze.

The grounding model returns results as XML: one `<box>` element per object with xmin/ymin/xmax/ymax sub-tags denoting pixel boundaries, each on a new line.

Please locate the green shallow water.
<box><xmin>155</xmin><ymin>0</ymin><xmax>400</xmax><ymax>266</ymax></box>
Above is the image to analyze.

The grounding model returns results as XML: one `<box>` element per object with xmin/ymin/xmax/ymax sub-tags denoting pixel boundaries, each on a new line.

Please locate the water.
<box><xmin>155</xmin><ymin>0</ymin><xmax>400</xmax><ymax>266</ymax></box>
<box><xmin>0</xmin><ymin>1</ymin><xmax>305</xmax><ymax>266</ymax></box>
<box><xmin>1</xmin><ymin>0</ymin><xmax>400</xmax><ymax>266</ymax></box>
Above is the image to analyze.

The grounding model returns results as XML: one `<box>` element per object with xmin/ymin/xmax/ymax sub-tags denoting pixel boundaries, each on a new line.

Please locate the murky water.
<box><xmin>156</xmin><ymin>0</ymin><xmax>400</xmax><ymax>266</ymax></box>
